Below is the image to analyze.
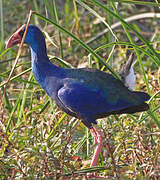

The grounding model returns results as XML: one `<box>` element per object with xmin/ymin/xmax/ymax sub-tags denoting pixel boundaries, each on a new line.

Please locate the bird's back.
<box><xmin>53</xmin><ymin>67</ymin><xmax>150</xmax><ymax>127</ymax></box>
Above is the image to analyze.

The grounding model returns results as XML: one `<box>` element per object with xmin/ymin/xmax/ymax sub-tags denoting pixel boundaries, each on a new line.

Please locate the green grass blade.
<box><xmin>53</xmin><ymin>0</ymin><xmax>64</xmax><ymax>59</ymax></box>
<box><xmin>4</xmin><ymin>89</ymin><xmax>12</xmax><ymax>113</ymax></box>
<box><xmin>73</xmin><ymin>0</ymin><xmax>79</xmax><ymax>36</ymax></box>
<box><xmin>6</xmin><ymin>91</ymin><xmax>23</xmax><ymax>132</ymax></box>
<box><xmin>45</xmin><ymin>113</ymin><xmax>67</xmax><ymax>141</ymax></box>
<box><xmin>0</xmin><ymin>68</ymin><xmax>35</xmax><ymax>88</ymax></box>
<box><xmin>107</xmin><ymin>0</ymin><xmax>160</xmax><ymax>6</ymax></box>
<box><xmin>0</xmin><ymin>0</ymin><xmax>4</xmax><ymax>43</ymax></box>
<box><xmin>39</xmin><ymin>99</ymin><xmax>50</xmax><ymax>114</ymax></box>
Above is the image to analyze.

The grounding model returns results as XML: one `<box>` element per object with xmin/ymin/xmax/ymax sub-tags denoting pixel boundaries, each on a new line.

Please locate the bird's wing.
<box><xmin>57</xmin><ymin>80</ymin><xmax>135</xmax><ymax>119</ymax></box>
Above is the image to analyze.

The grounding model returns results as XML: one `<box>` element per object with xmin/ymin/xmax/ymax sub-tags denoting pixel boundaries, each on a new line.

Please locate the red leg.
<box><xmin>90</xmin><ymin>127</ymin><xmax>98</xmax><ymax>145</ymax></box>
<box><xmin>87</xmin><ymin>127</ymin><xmax>106</xmax><ymax>179</ymax></box>
<box><xmin>90</xmin><ymin>127</ymin><xmax>104</xmax><ymax>167</ymax></box>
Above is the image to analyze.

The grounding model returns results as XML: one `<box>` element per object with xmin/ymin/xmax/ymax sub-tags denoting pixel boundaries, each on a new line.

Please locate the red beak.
<box><xmin>6</xmin><ymin>24</ymin><xmax>26</xmax><ymax>49</ymax></box>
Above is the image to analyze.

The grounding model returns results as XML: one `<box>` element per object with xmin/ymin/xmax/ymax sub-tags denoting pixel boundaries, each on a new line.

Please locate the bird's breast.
<box><xmin>32</xmin><ymin>61</ymin><xmax>64</xmax><ymax>99</ymax></box>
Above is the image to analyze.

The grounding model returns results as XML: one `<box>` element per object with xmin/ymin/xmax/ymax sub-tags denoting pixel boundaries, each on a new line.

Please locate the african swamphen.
<box><xmin>6</xmin><ymin>24</ymin><xmax>150</xmax><ymax>171</ymax></box>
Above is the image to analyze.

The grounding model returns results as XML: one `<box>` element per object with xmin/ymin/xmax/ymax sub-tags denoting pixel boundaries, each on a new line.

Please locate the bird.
<box><xmin>6</xmin><ymin>24</ymin><xmax>150</xmax><ymax>177</ymax></box>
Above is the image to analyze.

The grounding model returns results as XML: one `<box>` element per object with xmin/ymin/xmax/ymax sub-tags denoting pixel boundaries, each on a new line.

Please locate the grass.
<box><xmin>0</xmin><ymin>0</ymin><xmax>160</xmax><ymax>179</ymax></box>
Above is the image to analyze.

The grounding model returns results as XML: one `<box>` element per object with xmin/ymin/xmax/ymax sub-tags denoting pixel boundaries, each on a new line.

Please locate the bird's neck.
<box><xmin>29</xmin><ymin>41</ymin><xmax>64</xmax><ymax>93</ymax></box>
<box><xmin>29</xmin><ymin>39</ymin><xmax>49</xmax><ymax>63</ymax></box>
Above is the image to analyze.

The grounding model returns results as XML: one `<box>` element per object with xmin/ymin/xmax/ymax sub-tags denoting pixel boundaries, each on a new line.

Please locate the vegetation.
<box><xmin>0</xmin><ymin>0</ymin><xmax>160</xmax><ymax>179</ymax></box>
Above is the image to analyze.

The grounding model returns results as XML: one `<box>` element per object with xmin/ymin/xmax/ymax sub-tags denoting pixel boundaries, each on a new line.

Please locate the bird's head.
<box><xmin>6</xmin><ymin>24</ymin><xmax>44</xmax><ymax>49</ymax></box>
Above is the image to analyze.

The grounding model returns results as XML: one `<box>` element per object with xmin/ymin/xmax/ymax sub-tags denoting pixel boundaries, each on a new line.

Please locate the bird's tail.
<box><xmin>116</xmin><ymin>91</ymin><xmax>150</xmax><ymax>114</ymax></box>
<box><xmin>134</xmin><ymin>91</ymin><xmax>150</xmax><ymax>102</ymax></box>
<box><xmin>116</xmin><ymin>102</ymin><xmax>149</xmax><ymax>114</ymax></box>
